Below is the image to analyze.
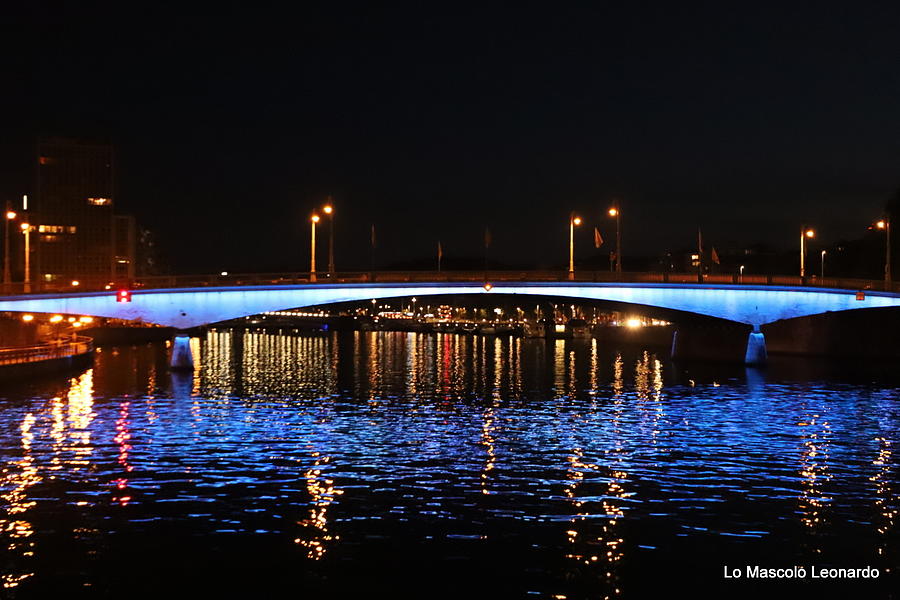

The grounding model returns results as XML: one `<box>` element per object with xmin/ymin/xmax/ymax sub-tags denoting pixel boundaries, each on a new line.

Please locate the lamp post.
<box><xmin>310</xmin><ymin>214</ymin><xmax>319</xmax><ymax>283</ymax></box>
<box><xmin>568</xmin><ymin>212</ymin><xmax>582</xmax><ymax>280</ymax></box>
<box><xmin>876</xmin><ymin>218</ymin><xmax>891</xmax><ymax>286</ymax></box>
<box><xmin>323</xmin><ymin>201</ymin><xmax>334</xmax><ymax>277</ymax></box>
<box><xmin>799</xmin><ymin>226</ymin><xmax>815</xmax><ymax>279</ymax></box>
<box><xmin>4</xmin><ymin>204</ymin><xmax>15</xmax><ymax>287</ymax></box>
<box><xmin>820</xmin><ymin>249</ymin><xmax>826</xmax><ymax>279</ymax></box>
<box><xmin>21</xmin><ymin>222</ymin><xmax>30</xmax><ymax>293</ymax></box>
<box><xmin>608</xmin><ymin>204</ymin><xmax>621</xmax><ymax>276</ymax></box>
<box><xmin>739</xmin><ymin>264</ymin><xmax>745</xmax><ymax>283</ymax></box>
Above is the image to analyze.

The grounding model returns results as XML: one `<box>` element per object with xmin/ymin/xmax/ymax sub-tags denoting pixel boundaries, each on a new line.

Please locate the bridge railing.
<box><xmin>0</xmin><ymin>271</ymin><xmax>896</xmax><ymax>295</ymax></box>
<box><xmin>0</xmin><ymin>337</ymin><xmax>93</xmax><ymax>366</ymax></box>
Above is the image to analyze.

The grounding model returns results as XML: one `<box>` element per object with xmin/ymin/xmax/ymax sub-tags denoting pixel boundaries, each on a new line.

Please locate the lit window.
<box><xmin>87</xmin><ymin>197</ymin><xmax>111</xmax><ymax>206</ymax></box>
<box><xmin>38</xmin><ymin>224</ymin><xmax>76</xmax><ymax>234</ymax></box>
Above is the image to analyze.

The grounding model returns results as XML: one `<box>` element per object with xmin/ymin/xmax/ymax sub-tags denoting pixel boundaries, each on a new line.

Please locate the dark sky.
<box><xmin>2</xmin><ymin>4</ymin><xmax>899</xmax><ymax>272</ymax></box>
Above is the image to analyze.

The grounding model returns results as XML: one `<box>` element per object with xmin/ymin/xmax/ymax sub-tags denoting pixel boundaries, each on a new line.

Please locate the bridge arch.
<box><xmin>2</xmin><ymin>282</ymin><xmax>899</xmax><ymax>329</ymax></box>
<box><xmin>3</xmin><ymin>282</ymin><xmax>899</xmax><ymax>365</ymax></box>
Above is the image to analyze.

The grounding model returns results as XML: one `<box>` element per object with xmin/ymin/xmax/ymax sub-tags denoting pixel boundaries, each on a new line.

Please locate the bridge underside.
<box><xmin>3</xmin><ymin>282</ymin><xmax>899</xmax><ymax>365</ymax></box>
<box><xmin>2</xmin><ymin>282</ymin><xmax>899</xmax><ymax>329</ymax></box>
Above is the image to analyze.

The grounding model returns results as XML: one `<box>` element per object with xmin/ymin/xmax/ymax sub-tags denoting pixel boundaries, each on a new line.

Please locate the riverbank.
<box><xmin>0</xmin><ymin>337</ymin><xmax>94</xmax><ymax>380</ymax></box>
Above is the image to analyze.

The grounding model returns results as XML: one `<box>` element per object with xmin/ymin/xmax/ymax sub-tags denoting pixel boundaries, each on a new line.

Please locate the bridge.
<box><xmin>2</xmin><ymin>271</ymin><xmax>899</xmax><ymax>366</ymax></box>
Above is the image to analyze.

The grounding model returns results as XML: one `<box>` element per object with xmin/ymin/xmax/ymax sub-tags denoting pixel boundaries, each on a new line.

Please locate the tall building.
<box><xmin>33</xmin><ymin>137</ymin><xmax>136</xmax><ymax>288</ymax></box>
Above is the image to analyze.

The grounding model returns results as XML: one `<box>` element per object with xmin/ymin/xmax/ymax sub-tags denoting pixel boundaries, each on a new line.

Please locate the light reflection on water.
<box><xmin>0</xmin><ymin>329</ymin><xmax>897</xmax><ymax>597</ymax></box>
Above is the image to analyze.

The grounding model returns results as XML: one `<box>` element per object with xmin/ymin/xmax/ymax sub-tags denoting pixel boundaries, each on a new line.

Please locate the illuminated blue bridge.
<box><xmin>2</xmin><ymin>273</ymin><xmax>900</xmax><ymax>365</ymax></box>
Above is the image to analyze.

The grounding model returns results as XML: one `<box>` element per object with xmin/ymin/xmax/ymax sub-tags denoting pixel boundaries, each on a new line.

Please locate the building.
<box><xmin>32</xmin><ymin>137</ymin><xmax>136</xmax><ymax>289</ymax></box>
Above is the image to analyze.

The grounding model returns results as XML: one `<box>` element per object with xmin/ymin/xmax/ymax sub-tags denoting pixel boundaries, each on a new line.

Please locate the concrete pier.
<box><xmin>744</xmin><ymin>329</ymin><xmax>767</xmax><ymax>366</ymax></box>
<box><xmin>170</xmin><ymin>334</ymin><xmax>194</xmax><ymax>370</ymax></box>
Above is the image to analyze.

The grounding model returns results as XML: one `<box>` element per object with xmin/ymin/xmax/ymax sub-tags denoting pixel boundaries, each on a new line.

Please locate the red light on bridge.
<box><xmin>117</xmin><ymin>290</ymin><xmax>132</xmax><ymax>303</ymax></box>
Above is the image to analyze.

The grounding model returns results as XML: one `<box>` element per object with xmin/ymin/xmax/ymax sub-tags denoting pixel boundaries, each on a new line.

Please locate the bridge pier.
<box><xmin>170</xmin><ymin>334</ymin><xmax>194</xmax><ymax>371</ymax></box>
<box><xmin>744</xmin><ymin>326</ymin><xmax>767</xmax><ymax>366</ymax></box>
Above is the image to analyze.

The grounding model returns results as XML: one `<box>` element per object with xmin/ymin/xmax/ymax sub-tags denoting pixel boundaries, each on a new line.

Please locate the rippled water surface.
<box><xmin>1</xmin><ymin>330</ymin><xmax>898</xmax><ymax>598</ymax></box>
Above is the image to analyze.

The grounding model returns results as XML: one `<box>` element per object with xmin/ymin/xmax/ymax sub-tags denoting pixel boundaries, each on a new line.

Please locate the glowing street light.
<box><xmin>799</xmin><ymin>226</ymin><xmax>815</xmax><ymax>279</ymax></box>
<box><xmin>568</xmin><ymin>212</ymin><xmax>582</xmax><ymax>280</ymax></box>
<box><xmin>820</xmin><ymin>249</ymin><xmax>827</xmax><ymax>279</ymax></box>
<box><xmin>875</xmin><ymin>218</ymin><xmax>891</xmax><ymax>285</ymax></box>
<box><xmin>608</xmin><ymin>203</ymin><xmax>622</xmax><ymax>275</ymax></box>
<box><xmin>3</xmin><ymin>203</ymin><xmax>16</xmax><ymax>286</ymax></box>
<box><xmin>323</xmin><ymin>200</ymin><xmax>335</xmax><ymax>276</ymax></box>
<box><xmin>20</xmin><ymin>222</ymin><xmax>30</xmax><ymax>293</ymax></box>
<box><xmin>310</xmin><ymin>214</ymin><xmax>320</xmax><ymax>283</ymax></box>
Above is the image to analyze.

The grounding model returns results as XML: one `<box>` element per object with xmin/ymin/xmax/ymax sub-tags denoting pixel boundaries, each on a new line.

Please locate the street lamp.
<box><xmin>20</xmin><ymin>222</ymin><xmax>30</xmax><ymax>293</ymax></box>
<box><xmin>4</xmin><ymin>205</ymin><xmax>16</xmax><ymax>287</ymax></box>
<box><xmin>820</xmin><ymin>249</ymin><xmax>827</xmax><ymax>279</ymax></box>
<box><xmin>568</xmin><ymin>212</ymin><xmax>582</xmax><ymax>280</ymax></box>
<box><xmin>799</xmin><ymin>226</ymin><xmax>815</xmax><ymax>279</ymax></box>
<box><xmin>739</xmin><ymin>264</ymin><xmax>745</xmax><ymax>283</ymax></box>
<box><xmin>608</xmin><ymin>204</ymin><xmax>621</xmax><ymax>275</ymax></box>
<box><xmin>310</xmin><ymin>214</ymin><xmax>320</xmax><ymax>283</ymax></box>
<box><xmin>876</xmin><ymin>218</ymin><xmax>891</xmax><ymax>286</ymax></box>
<box><xmin>323</xmin><ymin>201</ymin><xmax>335</xmax><ymax>277</ymax></box>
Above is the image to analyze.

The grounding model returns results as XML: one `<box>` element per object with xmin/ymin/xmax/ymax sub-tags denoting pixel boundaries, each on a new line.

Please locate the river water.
<box><xmin>0</xmin><ymin>329</ymin><xmax>897</xmax><ymax>598</ymax></box>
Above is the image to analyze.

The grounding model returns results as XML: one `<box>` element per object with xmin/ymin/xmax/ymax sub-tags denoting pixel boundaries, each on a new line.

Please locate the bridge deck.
<box><xmin>1</xmin><ymin>270</ymin><xmax>896</xmax><ymax>296</ymax></box>
<box><xmin>2</xmin><ymin>277</ymin><xmax>900</xmax><ymax>330</ymax></box>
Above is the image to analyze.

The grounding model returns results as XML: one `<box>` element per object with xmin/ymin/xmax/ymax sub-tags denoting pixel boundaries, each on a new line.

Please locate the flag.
<box><xmin>484</xmin><ymin>227</ymin><xmax>491</xmax><ymax>248</ymax></box>
<box><xmin>698</xmin><ymin>228</ymin><xmax>704</xmax><ymax>254</ymax></box>
<box><xmin>594</xmin><ymin>227</ymin><xmax>604</xmax><ymax>248</ymax></box>
<box><xmin>711</xmin><ymin>247</ymin><xmax>720</xmax><ymax>264</ymax></box>
<box><xmin>371</xmin><ymin>224</ymin><xmax>376</xmax><ymax>248</ymax></box>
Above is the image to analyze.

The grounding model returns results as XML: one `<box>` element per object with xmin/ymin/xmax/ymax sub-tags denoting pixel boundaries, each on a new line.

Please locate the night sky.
<box><xmin>2</xmin><ymin>4</ymin><xmax>899</xmax><ymax>273</ymax></box>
